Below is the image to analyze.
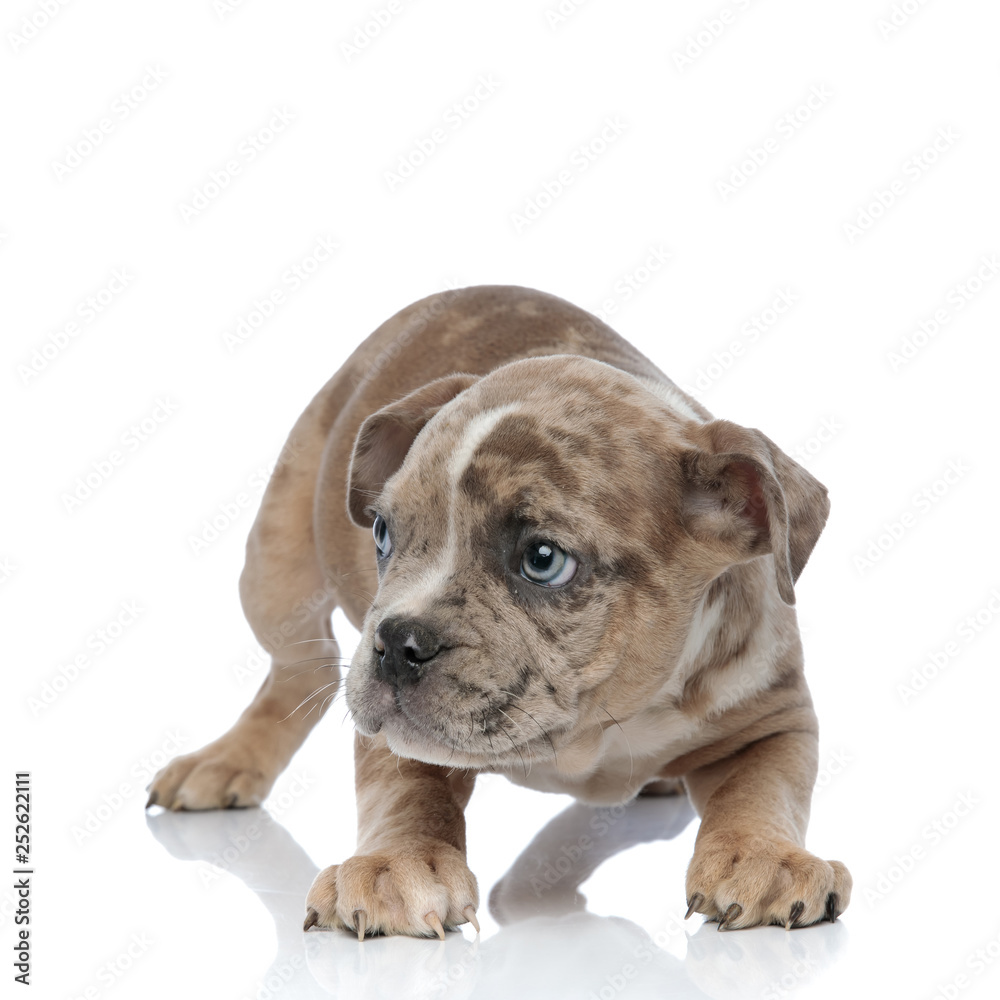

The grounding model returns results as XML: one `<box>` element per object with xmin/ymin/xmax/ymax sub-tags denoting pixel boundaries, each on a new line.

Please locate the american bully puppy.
<box><xmin>148</xmin><ymin>285</ymin><xmax>851</xmax><ymax>938</ymax></box>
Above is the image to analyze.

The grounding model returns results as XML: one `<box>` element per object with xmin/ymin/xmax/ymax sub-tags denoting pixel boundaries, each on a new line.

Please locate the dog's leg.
<box><xmin>683</xmin><ymin>728</ymin><xmax>851</xmax><ymax>930</ymax></box>
<box><xmin>304</xmin><ymin>733</ymin><xmax>479</xmax><ymax>939</ymax></box>
<box><xmin>148</xmin><ymin>402</ymin><xmax>342</xmax><ymax>811</ymax></box>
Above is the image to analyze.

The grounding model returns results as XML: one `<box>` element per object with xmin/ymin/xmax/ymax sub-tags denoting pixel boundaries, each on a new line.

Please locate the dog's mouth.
<box><xmin>384</xmin><ymin>713</ymin><xmax>560</xmax><ymax>771</ymax></box>
<box><xmin>348</xmin><ymin>669</ymin><xmax>562</xmax><ymax>770</ymax></box>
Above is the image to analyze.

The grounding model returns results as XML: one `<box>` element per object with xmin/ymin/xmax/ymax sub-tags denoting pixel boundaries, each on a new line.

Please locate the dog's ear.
<box><xmin>681</xmin><ymin>420</ymin><xmax>829</xmax><ymax>605</ymax></box>
<box><xmin>347</xmin><ymin>373</ymin><xmax>479</xmax><ymax>526</ymax></box>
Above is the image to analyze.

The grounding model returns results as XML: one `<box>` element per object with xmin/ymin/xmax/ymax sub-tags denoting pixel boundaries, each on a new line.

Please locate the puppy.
<box><xmin>148</xmin><ymin>285</ymin><xmax>851</xmax><ymax>937</ymax></box>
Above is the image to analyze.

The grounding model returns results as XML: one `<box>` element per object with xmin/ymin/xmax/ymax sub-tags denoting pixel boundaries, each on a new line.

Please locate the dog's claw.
<box><xmin>685</xmin><ymin>893</ymin><xmax>704</xmax><ymax>920</ymax></box>
<box><xmin>425</xmin><ymin>912</ymin><xmax>446</xmax><ymax>940</ymax></box>
<box><xmin>225</xmin><ymin>793</ymin><xmax>238</xmax><ymax>808</ymax></box>
<box><xmin>825</xmin><ymin>892</ymin><xmax>839</xmax><ymax>923</ymax></box>
<box><xmin>786</xmin><ymin>901</ymin><xmax>805</xmax><ymax>930</ymax></box>
<box><xmin>463</xmin><ymin>905</ymin><xmax>480</xmax><ymax>933</ymax></box>
<box><xmin>718</xmin><ymin>903</ymin><xmax>742</xmax><ymax>930</ymax></box>
<box><xmin>303</xmin><ymin>908</ymin><xmax>319</xmax><ymax>932</ymax></box>
<box><xmin>145</xmin><ymin>791</ymin><xmax>158</xmax><ymax>810</ymax></box>
<box><xmin>353</xmin><ymin>909</ymin><xmax>367</xmax><ymax>941</ymax></box>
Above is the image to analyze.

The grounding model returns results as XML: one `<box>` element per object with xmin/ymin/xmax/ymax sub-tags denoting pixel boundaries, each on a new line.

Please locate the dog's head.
<box><xmin>343</xmin><ymin>356</ymin><xmax>828</xmax><ymax>771</ymax></box>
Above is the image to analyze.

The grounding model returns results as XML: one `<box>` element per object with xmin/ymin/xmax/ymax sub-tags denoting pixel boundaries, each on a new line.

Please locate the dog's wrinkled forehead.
<box><xmin>379</xmin><ymin>357</ymin><xmax>685</xmax><ymax>549</ymax></box>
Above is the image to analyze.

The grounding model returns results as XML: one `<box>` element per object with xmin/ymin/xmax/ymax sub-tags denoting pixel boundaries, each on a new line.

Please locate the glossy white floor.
<box><xmin>6</xmin><ymin>1</ymin><xmax>1000</xmax><ymax>997</ymax></box>
<box><xmin>24</xmin><ymin>591</ymin><xmax>998</xmax><ymax>1000</ymax></box>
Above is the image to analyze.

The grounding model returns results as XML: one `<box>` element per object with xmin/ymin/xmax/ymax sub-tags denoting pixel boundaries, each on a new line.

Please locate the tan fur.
<box><xmin>148</xmin><ymin>285</ymin><xmax>851</xmax><ymax>935</ymax></box>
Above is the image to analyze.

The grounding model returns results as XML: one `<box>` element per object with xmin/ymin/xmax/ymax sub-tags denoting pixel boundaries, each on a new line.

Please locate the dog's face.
<box><xmin>344</xmin><ymin>356</ymin><xmax>827</xmax><ymax>771</ymax></box>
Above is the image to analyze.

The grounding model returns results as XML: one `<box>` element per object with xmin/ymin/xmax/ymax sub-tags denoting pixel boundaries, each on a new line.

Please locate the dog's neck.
<box><xmin>515</xmin><ymin>560</ymin><xmax>799</xmax><ymax>803</ymax></box>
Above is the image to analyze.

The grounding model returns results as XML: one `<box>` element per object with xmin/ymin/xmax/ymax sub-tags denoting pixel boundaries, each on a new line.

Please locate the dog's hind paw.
<box><xmin>304</xmin><ymin>839</ymin><xmax>479</xmax><ymax>940</ymax></box>
<box><xmin>685</xmin><ymin>832</ymin><xmax>851</xmax><ymax>930</ymax></box>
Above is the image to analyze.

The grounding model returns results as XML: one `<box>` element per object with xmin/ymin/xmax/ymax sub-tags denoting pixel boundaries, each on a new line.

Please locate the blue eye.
<box><xmin>373</xmin><ymin>514</ymin><xmax>392</xmax><ymax>558</ymax></box>
<box><xmin>520</xmin><ymin>541</ymin><xmax>577</xmax><ymax>587</ymax></box>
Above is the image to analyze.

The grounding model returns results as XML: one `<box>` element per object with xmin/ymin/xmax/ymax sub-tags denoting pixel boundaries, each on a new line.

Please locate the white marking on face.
<box><xmin>380</xmin><ymin>403</ymin><xmax>521</xmax><ymax>621</ymax></box>
<box><xmin>446</xmin><ymin>403</ymin><xmax>521</xmax><ymax>485</ymax></box>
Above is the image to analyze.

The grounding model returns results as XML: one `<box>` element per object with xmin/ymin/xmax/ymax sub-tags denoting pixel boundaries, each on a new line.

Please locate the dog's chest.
<box><xmin>492</xmin><ymin>703</ymin><xmax>703</xmax><ymax>805</ymax></box>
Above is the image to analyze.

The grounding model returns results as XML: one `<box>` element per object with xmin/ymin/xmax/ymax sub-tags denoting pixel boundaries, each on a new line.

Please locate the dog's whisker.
<box><xmin>318</xmin><ymin>689</ymin><xmax>343</xmax><ymax>715</ymax></box>
<box><xmin>279</xmin><ymin>655</ymin><xmax>349</xmax><ymax>666</ymax></box>
<box><xmin>277</xmin><ymin>679</ymin><xmax>343</xmax><ymax>723</ymax></box>
<box><xmin>497</xmin><ymin>722</ymin><xmax>529</xmax><ymax>778</ymax></box>
<box><xmin>495</xmin><ymin>698</ymin><xmax>558</xmax><ymax>765</ymax></box>
<box><xmin>496</xmin><ymin>708</ymin><xmax>528</xmax><ymax>760</ymax></box>
<box><xmin>278</xmin><ymin>660</ymin><xmax>347</xmax><ymax>683</ymax></box>
<box><xmin>599</xmin><ymin>706</ymin><xmax>633</xmax><ymax>786</ymax></box>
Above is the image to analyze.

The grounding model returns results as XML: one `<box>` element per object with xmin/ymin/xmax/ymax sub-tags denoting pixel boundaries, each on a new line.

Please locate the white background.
<box><xmin>4</xmin><ymin>1</ymin><xmax>1000</xmax><ymax>998</ymax></box>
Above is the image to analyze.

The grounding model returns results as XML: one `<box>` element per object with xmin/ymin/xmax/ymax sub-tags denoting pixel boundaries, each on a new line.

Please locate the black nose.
<box><xmin>375</xmin><ymin>617</ymin><xmax>443</xmax><ymax>688</ymax></box>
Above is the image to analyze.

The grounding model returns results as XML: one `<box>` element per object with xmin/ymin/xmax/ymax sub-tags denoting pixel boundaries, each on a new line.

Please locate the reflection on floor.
<box><xmin>147</xmin><ymin>792</ymin><xmax>847</xmax><ymax>999</ymax></box>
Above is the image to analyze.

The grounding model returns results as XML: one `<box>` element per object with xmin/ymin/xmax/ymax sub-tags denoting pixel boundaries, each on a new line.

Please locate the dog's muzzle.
<box><xmin>375</xmin><ymin>617</ymin><xmax>443</xmax><ymax>689</ymax></box>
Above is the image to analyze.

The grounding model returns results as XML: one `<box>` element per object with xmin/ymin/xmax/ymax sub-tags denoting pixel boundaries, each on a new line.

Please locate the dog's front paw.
<box><xmin>303</xmin><ymin>839</ymin><xmax>479</xmax><ymax>940</ymax></box>
<box><xmin>685</xmin><ymin>832</ymin><xmax>851</xmax><ymax>930</ymax></box>
<box><xmin>145</xmin><ymin>737</ymin><xmax>278</xmax><ymax>811</ymax></box>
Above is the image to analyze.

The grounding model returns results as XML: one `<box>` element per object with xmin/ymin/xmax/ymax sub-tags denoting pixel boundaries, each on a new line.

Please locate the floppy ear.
<box><xmin>347</xmin><ymin>373</ymin><xmax>479</xmax><ymax>527</ymax></box>
<box><xmin>681</xmin><ymin>420</ymin><xmax>829</xmax><ymax>605</ymax></box>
